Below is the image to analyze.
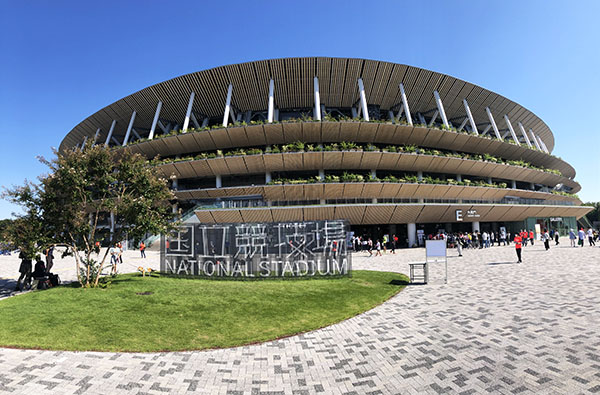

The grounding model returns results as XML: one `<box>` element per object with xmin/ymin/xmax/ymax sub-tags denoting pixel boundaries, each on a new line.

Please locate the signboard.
<box><xmin>455</xmin><ymin>209</ymin><xmax>463</xmax><ymax>221</ymax></box>
<box><xmin>455</xmin><ymin>209</ymin><xmax>480</xmax><ymax>220</ymax></box>
<box><xmin>161</xmin><ymin>220</ymin><xmax>351</xmax><ymax>278</ymax></box>
<box><xmin>426</xmin><ymin>240</ymin><xmax>447</xmax><ymax>257</ymax></box>
<box><xmin>466</xmin><ymin>209</ymin><xmax>480</xmax><ymax>218</ymax></box>
<box><xmin>425</xmin><ymin>240</ymin><xmax>448</xmax><ymax>284</ymax></box>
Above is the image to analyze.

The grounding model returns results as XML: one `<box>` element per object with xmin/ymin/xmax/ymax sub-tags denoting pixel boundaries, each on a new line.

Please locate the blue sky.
<box><xmin>1</xmin><ymin>0</ymin><xmax>599</xmax><ymax>218</ymax></box>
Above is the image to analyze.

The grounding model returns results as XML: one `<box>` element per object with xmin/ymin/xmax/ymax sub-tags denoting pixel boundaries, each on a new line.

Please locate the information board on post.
<box><xmin>425</xmin><ymin>240</ymin><xmax>448</xmax><ymax>284</ymax></box>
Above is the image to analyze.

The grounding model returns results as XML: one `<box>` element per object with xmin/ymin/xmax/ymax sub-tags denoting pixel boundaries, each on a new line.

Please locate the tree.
<box><xmin>2</xmin><ymin>184</ymin><xmax>46</xmax><ymax>259</ymax></box>
<box><xmin>4</xmin><ymin>143</ymin><xmax>177</xmax><ymax>287</ymax></box>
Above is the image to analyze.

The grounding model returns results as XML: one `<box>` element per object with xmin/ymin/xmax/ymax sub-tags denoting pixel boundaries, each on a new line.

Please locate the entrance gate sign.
<box><xmin>160</xmin><ymin>220</ymin><xmax>351</xmax><ymax>278</ymax></box>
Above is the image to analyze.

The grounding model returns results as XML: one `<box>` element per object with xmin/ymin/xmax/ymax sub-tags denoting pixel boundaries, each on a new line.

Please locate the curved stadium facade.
<box><xmin>60</xmin><ymin>57</ymin><xmax>591</xmax><ymax>247</ymax></box>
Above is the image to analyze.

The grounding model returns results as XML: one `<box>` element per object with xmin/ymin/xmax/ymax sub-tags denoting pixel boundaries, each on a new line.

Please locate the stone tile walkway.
<box><xmin>1</xmin><ymin>241</ymin><xmax>599</xmax><ymax>394</ymax></box>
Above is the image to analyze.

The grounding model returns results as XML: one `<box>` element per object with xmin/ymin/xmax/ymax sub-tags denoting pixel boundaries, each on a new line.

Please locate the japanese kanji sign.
<box><xmin>161</xmin><ymin>220</ymin><xmax>351</xmax><ymax>278</ymax></box>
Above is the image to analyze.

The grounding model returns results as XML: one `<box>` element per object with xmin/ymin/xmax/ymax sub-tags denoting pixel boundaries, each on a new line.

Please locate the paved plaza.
<box><xmin>0</xmin><ymin>241</ymin><xmax>599</xmax><ymax>394</ymax></box>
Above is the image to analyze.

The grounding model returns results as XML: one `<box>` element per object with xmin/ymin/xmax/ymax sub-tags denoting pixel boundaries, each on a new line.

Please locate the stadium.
<box><xmin>59</xmin><ymin>57</ymin><xmax>591</xmax><ymax>247</ymax></box>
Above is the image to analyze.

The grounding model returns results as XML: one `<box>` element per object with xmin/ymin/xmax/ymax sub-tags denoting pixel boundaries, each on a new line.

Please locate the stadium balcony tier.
<box><xmin>59</xmin><ymin>58</ymin><xmax>591</xmax><ymax>235</ymax></box>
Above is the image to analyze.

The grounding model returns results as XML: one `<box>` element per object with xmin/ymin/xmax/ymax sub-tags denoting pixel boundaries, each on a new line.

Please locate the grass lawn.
<box><xmin>0</xmin><ymin>270</ymin><xmax>408</xmax><ymax>352</ymax></box>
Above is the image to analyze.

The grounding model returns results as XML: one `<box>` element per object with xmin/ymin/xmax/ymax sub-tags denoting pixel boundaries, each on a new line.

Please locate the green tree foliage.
<box><xmin>2</xmin><ymin>184</ymin><xmax>45</xmax><ymax>259</ymax></box>
<box><xmin>4</xmin><ymin>143</ymin><xmax>177</xmax><ymax>287</ymax></box>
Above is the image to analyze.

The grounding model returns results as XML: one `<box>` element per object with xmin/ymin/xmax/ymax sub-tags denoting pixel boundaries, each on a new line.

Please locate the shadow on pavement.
<box><xmin>487</xmin><ymin>261</ymin><xmax>517</xmax><ymax>265</ymax></box>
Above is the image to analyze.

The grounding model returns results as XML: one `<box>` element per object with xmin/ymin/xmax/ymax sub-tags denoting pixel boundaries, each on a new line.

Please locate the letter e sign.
<box><xmin>455</xmin><ymin>209</ymin><xmax>463</xmax><ymax>221</ymax></box>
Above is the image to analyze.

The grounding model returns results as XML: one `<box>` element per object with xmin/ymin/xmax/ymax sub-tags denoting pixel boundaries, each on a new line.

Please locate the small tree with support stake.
<box><xmin>4</xmin><ymin>142</ymin><xmax>177</xmax><ymax>287</ymax></box>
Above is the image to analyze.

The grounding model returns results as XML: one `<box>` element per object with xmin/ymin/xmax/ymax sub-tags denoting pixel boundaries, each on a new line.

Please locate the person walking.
<box><xmin>391</xmin><ymin>234</ymin><xmax>397</xmax><ymax>254</ymax></box>
<box><xmin>367</xmin><ymin>238</ymin><xmax>373</xmax><ymax>257</ymax></box>
<box><xmin>578</xmin><ymin>228</ymin><xmax>586</xmax><ymax>247</ymax></box>
<box><xmin>140</xmin><ymin>241</ymin><xmax>146</xmax><ymax>258</ymax></box>
<box><xmin>521</xmin><ymin>230</ymin><xmax>528</xmax><ymax>247</ymax></box>
<box><xmin>375</xmin><ymin>240</ymin><xmax>382</xmax><ymax>256</ymax></box>
<box><xmin>117</xmin><ymin>242</ymin><xmax>124</xmax><ymax>264</ymax></box>
<box><xmin>16</xmin><ymin>250</ymin><xmax>32</xmax><ymax>291</ymax></box>
<box><xmin>569</xmin><ymin>229</ymin><xmax>577</xmax><ymax>247</ymax></box>
<box><xmin>456</xmin><ymin>233</ymin><xmax>464</xmax><ymax>257</ymax></box>
<box><xmin>110</xmin><ymin>244</ymin><xmax>119</xmax><ymax>275</ymax></box>
<box><xmin>482</xmin><ymin>231</ymin><xmax>489</xmax><ymax>248</ymax></box>
<box><xmin>529</xmin><ymin>229</ymin><xmax>535</xmax><ymax>246</ymax></box>
<box><xmin>543</xmin><ymin>229</ymin><xmax>550</xmax><ymax>251</ymax></box>
<box><xmin>588</xmin><ymin>228</ymin><xmax>596</xmax><ymax>246</ymax></box>
<box><xmin>554</xmin><ymin>229</ymin><xmax>560</xmax><ymax>246</ymax></box>
<box><xmin>514</xmin><ymin>232</ymin><xmax>522</xmax><ymax>263</ymax></box>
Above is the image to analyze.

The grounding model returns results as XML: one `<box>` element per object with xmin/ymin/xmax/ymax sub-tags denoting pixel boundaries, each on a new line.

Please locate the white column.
<box><xmin>215</xmin><ymin>175</ymin><xmax>222</xmax><ymax>188</ymax></box>
<box><xmin>148</xmin><ymin>101</ymin><xmax>162</xmax><ymax>140</ymax></box>
<box><xmin>171</xmin><ymin>178</ymin><xmax>178</xmax><ymax>190</ymax></box>
<box><xmin>417</xmin><ymin>171</ymin><xmax>423</xmax><ymax>181</ymax></box>
<box><xmin>517</xmin><ymin>122</ymin><xmax>532</xmax><ymax>147</ymax></box>
<box><xmin>457</xmin><ymin>117</ymin><xmax>469</xmax><ymax>132</ymax></box>
<box><xmin>80</xmin><ymin>136</ymin><xmax>88</xmax><ymax>151</ymax></box>
<box><xmin>104</xmin><ymin>120</ymin><xmax>116</xmax><ymax>146</ymax></box>
<box><xmin>536</xmin><ymin>136</ymin><xmax>548</xmax><ymax>153</ymax></box>
<box><xmin>92</xmin><ymin>128</ymin><xmax>101</xmax><ymax>145</ymax></box>
<box><xmin>530</xmin><ymin>130</ymin><xmax>542</xmax><ymax>150</ymax></box>
<box><xmin>318</xmin><ymin>169</ymin><xmax>325</xmax><ymax>180</ymax></box>
<box><xmin>314</xmin><ymin>76</ymin><xmax>321</xmax><ymax>121</ymax></box>
<box><xmin>399</xmin><ymin>83</ymin><xmax>413</xmax><ymax>125</ymax></box>
<box><xmin>503</xmin><ymin>115</ymin><xmax>519</xmax><ymax>143</ymax></box>
<box><xmin>122</xmin><ymin>111</ymin><xmax>137</xmax><ymax>146</ymax></box>
<box><xmin>433</xmin><ymin>91</ymin><xmax>449</xmax><ymax>128</ymax></box>
<box><xmin>267</xmin><ymin>79</ymin><xmax>275</xmax><ymax>123</ymax></box>
<box><xmin>370</xmin><ymin>169</ymin><xmax>377</xmax><ymax>180</ymax></box>
<box><xmin>357</xmin><ymin>78</ymin><xmax>369</xmax><ymax>121</ymax></box>
<box><xmin>462</xmin><ymin>99</ymin><xmax>478</xmax><ymax>135</ymax></box>
<box><xmin>472</xmin><ymin>221</ymin><xmax>480</xmax><ymax>233</ymax></box>
<box><xmin>110</xmin><ymin>211</ymin><xmax>115</xmax><ymax>237</ymax></box>
<box><xmin>407</xmin><ymin>223</ymin><xmax>417</xmax><ymax>248</ymax></box>
<box><xmin>222</xmin><ymin>84</ymin><xmax>233</xmax><ymax>127</ymax></box>
<box><xmin>541</xmin><ymin>139</ymin><xmax>550</xmax><ymax>154</ymax></box>
<box><xmin>182</xmin><ymin>92</ymin><xmax>195</xmax><ymax>132</ymax></box>
<box><xmin>485</xmin><ymin>107</ymin><xmax>501</xmax><ymax>139</ymax></box>
<box><xmin>265</xmin><ymin>172</ymin><xmax>272</xmax><ymax>184</ymax></box>
<box><xmin>511</xmin><ymin>180</ymin><xmax>517</xmax><ymax>189</ymax></box>
<box><xmin>456</xmin><ymin>174</ymin><xmax>462</xmax><ymax>182</ymax></box>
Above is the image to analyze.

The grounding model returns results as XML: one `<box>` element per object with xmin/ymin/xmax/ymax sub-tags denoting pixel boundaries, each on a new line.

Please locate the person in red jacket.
<box><xmin>529</xmin><ymin>230</ymin><xmax>534</xmax><ymax>246</ymax></box>
<box><xmin>514</xmin><ymin>233</ymin><xmax>523</xmax><ymax>263</ymax></box>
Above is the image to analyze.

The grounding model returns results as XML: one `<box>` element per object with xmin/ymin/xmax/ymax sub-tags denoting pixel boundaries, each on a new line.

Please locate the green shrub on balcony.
<box><xmin>340</xmin><ymin>141</ymin><xmax>359</xmax><ymax>151</ymax></box>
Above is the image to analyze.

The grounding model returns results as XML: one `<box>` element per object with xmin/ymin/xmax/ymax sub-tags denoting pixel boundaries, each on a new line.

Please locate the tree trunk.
<box><xmin>93</xmin><ymin>248</ymin><xmax>111</xmax><ymax>287</ymax></box>
<box><xmin>72</xmin><ymin>247</ymin><xmax>83</xmax><ymax>286</ymax></box>
<box><xmin>85</xmin><ymin>251</ymin><xmax>91</xmax><ymax>287</ymax></box>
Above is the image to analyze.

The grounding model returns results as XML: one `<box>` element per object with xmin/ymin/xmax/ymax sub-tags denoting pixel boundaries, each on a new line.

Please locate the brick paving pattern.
<box><xmin>0</xmin><ymin>240</ymin><xmax>599</xmax><ymax>394</ymax></box>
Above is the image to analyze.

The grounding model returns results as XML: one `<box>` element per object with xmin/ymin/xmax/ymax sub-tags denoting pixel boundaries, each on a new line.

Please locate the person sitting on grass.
<box><xmin>30</xmin><ymin>258</ymin><xmax>48</xmax><ymax>290</ymax></box>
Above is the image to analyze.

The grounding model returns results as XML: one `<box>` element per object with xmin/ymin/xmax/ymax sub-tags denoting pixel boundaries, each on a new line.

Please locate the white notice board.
<box><xmin>425</xmin><ymin>240</ymin><xmax>448</xmax><ymax>284</ymax></box>
<box><xmin>426</xmin><ymin>240</ymin><xmax>447</xmax><ymax>258</ymax></box>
